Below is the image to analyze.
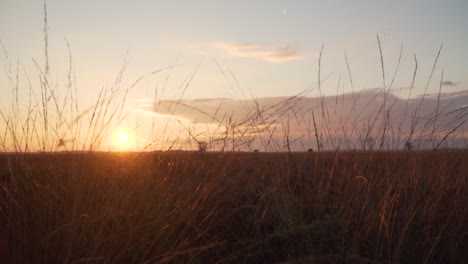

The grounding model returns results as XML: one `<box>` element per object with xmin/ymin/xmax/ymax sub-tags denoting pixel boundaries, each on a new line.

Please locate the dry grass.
<box><xmin>0</xmin><ymin>151</ymin><xmax>466</xmax><ymax>263</ymax></box>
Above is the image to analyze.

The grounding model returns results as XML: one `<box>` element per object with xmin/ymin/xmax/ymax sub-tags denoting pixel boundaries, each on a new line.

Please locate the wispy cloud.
<box><xmin>442</xmin><ymin>80</ymin><xmax>460</xmax><ymax>87</ymax></box>
<box><xmin>215</xmin><ymin>42</ymin><xmax>303</xmax><ymax>63</ymax></box>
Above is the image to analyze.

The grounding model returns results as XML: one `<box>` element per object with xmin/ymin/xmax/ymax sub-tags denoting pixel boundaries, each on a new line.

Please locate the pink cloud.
<box><xmin>215</xmin><ymin>42</ymin><xmax>303</xmax><ymax>63</ymax></box>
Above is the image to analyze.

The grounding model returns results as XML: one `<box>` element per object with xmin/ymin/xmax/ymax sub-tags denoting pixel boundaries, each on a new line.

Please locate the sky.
<box><xmin>0</xmin><ymin>0</ymin><xmax>467</xmax><ymax>151</ymax></box>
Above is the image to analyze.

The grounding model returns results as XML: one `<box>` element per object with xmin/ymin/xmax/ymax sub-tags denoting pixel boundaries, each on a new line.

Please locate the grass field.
<box><xmin>1</xmin><ymin>150</ymin><xmax>466</xmax><ymax>263</ymax></box>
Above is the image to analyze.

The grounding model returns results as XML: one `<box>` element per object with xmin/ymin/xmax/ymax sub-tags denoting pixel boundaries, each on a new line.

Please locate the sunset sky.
<box><xmin>1</xmin><ymin>0</ymin><xmax>467</xmax><ymax>151</ymax></box>
<box><xmin>2</xmin><ymin>0</ymin><xmax>467</xmax><ymax>99</ymax></box>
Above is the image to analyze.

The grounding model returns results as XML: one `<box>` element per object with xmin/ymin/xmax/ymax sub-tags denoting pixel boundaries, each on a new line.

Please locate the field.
<box><xmin>1</xmin><ymin>150</ymin><xmax>466</xmax><ymax>263</ymax></box>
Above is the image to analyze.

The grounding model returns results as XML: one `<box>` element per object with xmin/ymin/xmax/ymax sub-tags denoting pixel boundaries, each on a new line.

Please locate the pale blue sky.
<box><xmin>1</xmin><ymin>0</ymin><xmax>467</xmax><ymax>101</ymax></box>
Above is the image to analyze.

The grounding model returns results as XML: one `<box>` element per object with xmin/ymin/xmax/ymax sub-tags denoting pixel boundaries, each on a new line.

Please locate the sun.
<box><xmin>118</xmin><ymin>132</ymin><xmax>129</xmax><ymax>144</ymax></box>
<box><xmin>114</xmin><ymin>131</ymin><xmax>130</xmax><ymax>151</ymax></box>
<box><xmin>112</xmin><ymin>131</ymin><xmax>132</xmax><ymax>151</ymax></box>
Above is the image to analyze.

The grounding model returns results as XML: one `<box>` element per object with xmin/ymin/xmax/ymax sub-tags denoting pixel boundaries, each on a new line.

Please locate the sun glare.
<box><xmin>110</xmin><ymin>131</ymin><xmax>132</xmax><ymax>151</ymax></box>
<box><xmin>114</xmin><ymin>132</ymin><xmax>131</xmax><ymax>151</ymax></box>
<box><xmin>118</xmin><ymin>133</ymin><xmax>128</xmax><ymax>144</ymax></box>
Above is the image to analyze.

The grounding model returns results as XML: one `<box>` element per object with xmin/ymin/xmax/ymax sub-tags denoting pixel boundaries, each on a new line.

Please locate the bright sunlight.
<box><xmin>113</xmin><ymin>131</ymin><xmax>130</xmax><ymax>151</ymax></box>
<box><xmin>118</xmin><ymin>133</ymin><xmax>128</xmax><ymax>144</ymax></box>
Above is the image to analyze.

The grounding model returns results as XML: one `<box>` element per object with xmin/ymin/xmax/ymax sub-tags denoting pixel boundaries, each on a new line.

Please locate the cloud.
<box><xmin>442</xmin><ymin>80</ymin><xmax>460</xmax><ymax>87</ymax></box>
<box><xmin>132</xmin><ymin>89</ymin><xmax>468</xmax><ymax>150</ymax></box>
<box><xmin>215</xmin><ymin>42</ymin><xmax>303</xmax><ymax>63</ymax></box>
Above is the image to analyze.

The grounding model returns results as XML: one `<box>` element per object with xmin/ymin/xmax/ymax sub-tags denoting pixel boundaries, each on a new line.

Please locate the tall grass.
<box><xmin>0</xmin><ymin>1</ymin><xmax>467</xmax><ymax>263</ymax></box>
<box><xmin>1</xmin><ymin>151</ymin><xmax>466</xmax><ymax>263</ymax></box>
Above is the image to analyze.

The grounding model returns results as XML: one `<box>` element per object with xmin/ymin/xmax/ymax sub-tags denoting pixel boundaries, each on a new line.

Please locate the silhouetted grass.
<box><xmin>1</xmin><ymin>151</ymin><xmax>466</xmax><ymax>263</ymax></box>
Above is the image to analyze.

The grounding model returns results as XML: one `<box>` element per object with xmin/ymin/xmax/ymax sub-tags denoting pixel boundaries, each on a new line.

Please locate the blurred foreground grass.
<box><xmin>1</xmin><ymin>150</ymin><xmax>466</xmax><ymax>263</ymax></box>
